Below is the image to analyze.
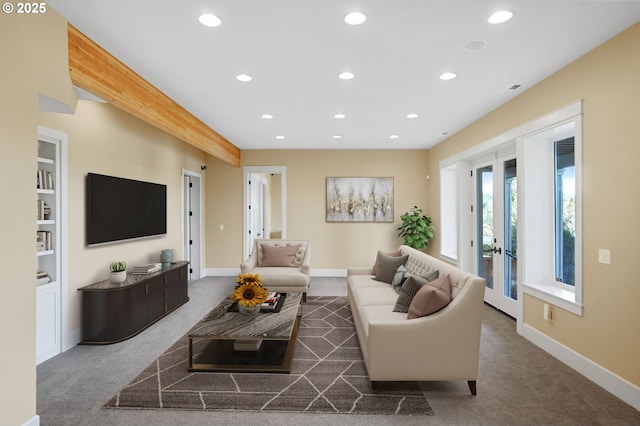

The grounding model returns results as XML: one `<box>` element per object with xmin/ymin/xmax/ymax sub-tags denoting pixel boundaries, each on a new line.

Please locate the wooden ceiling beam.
<box><xmin>67</xmin><ymin>24</ymin><xmax>240</xmax><ymax>167</ymax></box>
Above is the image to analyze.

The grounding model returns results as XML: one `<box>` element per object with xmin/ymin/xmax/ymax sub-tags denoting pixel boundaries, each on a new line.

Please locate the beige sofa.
<box><xmin>347</xmin><ymin>245</ymin><xmax>485</xmax><ymax>394</ymax></box>
<box><xmin>241</xmin><ymin>239</ymin><xmax>310</xmax><ymax>301</ymax></box>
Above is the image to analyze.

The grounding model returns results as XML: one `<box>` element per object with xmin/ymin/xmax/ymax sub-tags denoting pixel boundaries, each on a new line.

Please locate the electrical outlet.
<box><xmin>543</xmin><ymin>303</ymin><xmax>550</xmax><ymax>320</ymax></box>
<box><xmin>598</xmin><ymin>249</ymin><xmax>611</xmax><ymax>264</ymax></box>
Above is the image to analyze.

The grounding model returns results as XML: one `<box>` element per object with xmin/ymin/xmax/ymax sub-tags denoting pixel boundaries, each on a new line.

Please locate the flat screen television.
<box><xmin>86</xmin><ymin>173</ymin><xmax>167</xmax><ymax>245</ymax></box>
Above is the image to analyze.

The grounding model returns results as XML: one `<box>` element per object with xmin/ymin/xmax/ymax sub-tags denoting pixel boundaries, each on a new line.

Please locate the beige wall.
<box><xmin>0</xmin><ymin>10</ymin><xmax>76</xmax><ymax>425</ymax></box>
<box><xmin>428</xmin><ymin>23</ymin><xmax>640</xmax><ymax>386</ymax></box>
<box><xmin>205</xmin><ymin>150</ymin><xmax>431</xmax><ymax>269</ymax></box>
<box><xmin>38</xmin><ymin>101</ymin><xmax>206</xmax><ymax>333</ymax></box>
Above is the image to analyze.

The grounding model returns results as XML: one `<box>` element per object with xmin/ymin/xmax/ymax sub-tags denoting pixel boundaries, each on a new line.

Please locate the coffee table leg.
<box><xmin>188</xmin><ymin>337</ymin><xmax>193</xmax><ymax>370</ymax></box>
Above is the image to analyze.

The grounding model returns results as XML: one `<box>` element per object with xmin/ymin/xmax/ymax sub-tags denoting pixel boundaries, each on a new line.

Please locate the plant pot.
<box><xmin>110</xmin><ymin>271</ymin><xmax>127</xmax><ymax>284</ymax></box>
<box><xmin>238</xmin><ymin>305</ymin><xmax>261</xmax><ymax>316</ymax></box>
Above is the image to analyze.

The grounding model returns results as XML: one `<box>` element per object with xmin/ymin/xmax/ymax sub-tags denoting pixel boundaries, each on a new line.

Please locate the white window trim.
<box><xmin>439</xmin><ymin>100</ymin><xmax>584</xmax><ymax>316</ymax></box>
<box><xmin>518</xmin><ymin>105</ymin><xmax>583</xmax><ymax>316</ymax></box>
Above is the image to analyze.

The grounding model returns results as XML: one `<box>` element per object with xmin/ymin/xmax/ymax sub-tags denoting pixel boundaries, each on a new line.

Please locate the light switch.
<box><xmin>598</xmin><ymin>249</ymin><xmax>611</xmax><ymax>265</ymax></box>
<box><xmin>219</xmin><ymin>224</ymin><xmax>224</xmax><ymax>231</ymax></box>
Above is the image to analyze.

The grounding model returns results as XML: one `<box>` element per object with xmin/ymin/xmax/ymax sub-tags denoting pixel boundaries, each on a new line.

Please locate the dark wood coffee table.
<box><xmin>187</xmin><ymin>292</ymin><xmax>302</xmax><ymax>373</ymax></box>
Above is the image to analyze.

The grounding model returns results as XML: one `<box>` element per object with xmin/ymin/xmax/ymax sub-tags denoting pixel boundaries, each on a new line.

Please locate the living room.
<box><xmin>3</xmin><ymin>3</ymin><xmax>640</xmax><ymax>425</ymax></box>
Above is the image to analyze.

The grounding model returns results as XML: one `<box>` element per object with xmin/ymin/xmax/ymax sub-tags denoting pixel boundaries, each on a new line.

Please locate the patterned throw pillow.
<box><xmin>393</xmin><ymin>270</ymin><xmax>440</xmax><ymax>313</ymax></box>
<box><xmin>392</xmin><ymin>265</ymin><xmax>412</xmax><ymax>294</ymax></box>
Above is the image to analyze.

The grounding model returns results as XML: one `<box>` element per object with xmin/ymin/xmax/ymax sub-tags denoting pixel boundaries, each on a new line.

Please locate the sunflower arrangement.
<box><xmin>232</xmin><ymin>273</ymin><xmax>268</xmax><ymax>307</ymax></box>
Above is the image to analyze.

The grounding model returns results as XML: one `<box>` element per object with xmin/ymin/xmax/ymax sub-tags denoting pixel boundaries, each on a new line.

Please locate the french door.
<box><xmin>474</xmin><ymin>156</ymin><xmax>518</xmax><ymax>317</ymax></box>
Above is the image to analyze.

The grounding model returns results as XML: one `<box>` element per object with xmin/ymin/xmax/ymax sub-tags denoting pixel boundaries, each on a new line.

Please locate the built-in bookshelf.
<box><xmin>36</xmin><ymin>132</ymin><xmax>63</xmax><ymax>364</ymax></box>
<box><xmin>36</xmin><ymin>139</ymin><xmax>57</xmax><ymax>287</ymax></box>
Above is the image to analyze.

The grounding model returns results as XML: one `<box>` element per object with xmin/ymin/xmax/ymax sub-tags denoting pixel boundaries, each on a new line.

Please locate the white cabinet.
<box><xmin>36</xmin><ymin>133</ymin><xmax>63</xmax><ymax>364</ymax></box>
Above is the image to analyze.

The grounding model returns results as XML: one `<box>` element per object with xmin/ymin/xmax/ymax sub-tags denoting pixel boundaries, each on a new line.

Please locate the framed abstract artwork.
<box><xmin>326</xmin><ymin>177</ymin><xmax>394</xmax><ymax>222</ymax></box>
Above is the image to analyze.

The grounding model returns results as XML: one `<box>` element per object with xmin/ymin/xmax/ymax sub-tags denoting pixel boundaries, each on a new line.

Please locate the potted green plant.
<box><xmin>397</xmin><ymin>206</ymin><xmax>435</xmax><ymax>250</ymax></box>
<box><xmin>109</xmin><ymin>260</ymin><xmax>127</xmax><ymax>283</ymax></box>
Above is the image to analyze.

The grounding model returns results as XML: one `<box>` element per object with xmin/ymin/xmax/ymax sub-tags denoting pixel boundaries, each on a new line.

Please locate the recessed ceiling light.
<box><xmin>442</xmin><ymin>132</ymin><xmax>449</xmax><ymax>136</ymax></box>
<box><xmin>261</xmin><ymin>114</ymin><xmax>273</xmax><ymax>119</ymax></box>
<box><xmin>333</xmin><ymin>135</ymin><xmax>342</xmax><ymax>139</ymax></box>
<box><xmin>236</xmin><ymin>74</ymin><xmax>252</xmax><ymax>82</ymax></box>
<box><xmin>488</xmin><ymin>10</ymin><xmax>513</xmax><ymax>24</ymax></box>
<box><xmin>406</xmin><ymin>113</ymin><xmax>419</xmax><ymax>119</ymax></box>
<box><xmin>199</xmin><ymin>14</ymin><xmax>221</xmax><ymax>27</ymax></box>
<box><xmin>345</xmin><ymin>12</ymin><xmax>367</xmax><ymax>25</ymax></box>
<box><xmin>463</xmin><ymin>40</ymin><xmax>487</xmax><ymax>51</ymax></box>
<box><xmin>338</xmin><ymin>71</ymin><xmax>355</xmax><ymax>80</ymax></box>
<box><xmin>334</xmin><ymin>113</ymin><xmax>346</xmax><ymax>119</ymax></box>
<box><xmin>275</xmin><ymin>135</ymin><xmax>285</xmax><ymax>140</ymax></box>
<box><xmin>389</xmin><ymin>135</ymin><xmax>399</xmax><ymax>139</ymax></box>
<box><xmin>440</xmin><ymin>72</ymin><xmax>457</xmax><ymax>81</ymax></box>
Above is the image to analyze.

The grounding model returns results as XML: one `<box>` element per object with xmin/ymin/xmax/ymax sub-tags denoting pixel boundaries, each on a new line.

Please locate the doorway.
<box><xmin>182</xmin><ymin>170</ymin><xmax>202</xmax><ymax>280</ymax></box>
<box><xmin>243</xmin><ymin>166</ymin><xmax>287</xmax><ymax>259</ymax></box>
<box><xmin>473</xmin><ymin>156</ymin><xmax>518</xmax><ymax>317</ymax></box>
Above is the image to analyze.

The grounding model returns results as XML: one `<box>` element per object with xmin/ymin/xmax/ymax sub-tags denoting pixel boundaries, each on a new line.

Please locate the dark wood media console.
<box><xmin>79</xmin><ymin>261</ymin><xmax>189</xmax><ymax>344</ymax></box>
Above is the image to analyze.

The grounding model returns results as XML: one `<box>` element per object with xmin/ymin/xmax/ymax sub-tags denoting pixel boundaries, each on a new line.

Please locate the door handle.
<box><xmin>492</xmin><ymin>246</ymin><xmax>502</xmax><ymax>255</ymax></box>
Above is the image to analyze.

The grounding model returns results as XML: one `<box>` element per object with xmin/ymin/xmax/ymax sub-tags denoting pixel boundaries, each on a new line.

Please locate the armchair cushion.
<box><xmin>259</xmin><ymin>244</ymin><xmax>301</xmax><ymax>267</ymax></box>
<box><xmin>407</xmin><ymin>274</ymin><xmax>452</xmax><ymax>319</ymax></box>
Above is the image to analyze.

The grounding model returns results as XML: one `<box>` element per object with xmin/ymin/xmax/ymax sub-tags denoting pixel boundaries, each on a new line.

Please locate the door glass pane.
<box><xmin>504</xmin><ymin>159</ymin><xmax>517</xmax><ymax>301</ymax></box>
<box><xmin>477</xmin><ymin>166</ymin><xmax>493</xmax><ymax>289</ymax></box>
<box><xmin>555</xmin><ymin>138</ymin><xmax>575</xmax><ymax>285</ymax></box>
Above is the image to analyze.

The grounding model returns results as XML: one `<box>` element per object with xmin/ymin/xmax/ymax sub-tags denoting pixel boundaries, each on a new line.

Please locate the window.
<box><xmin>520</xmin><ymin>116</ymin><xmax>582</xmax><ymax>315</ymax></box>
<box><xmin>440</xmin><ymin>164</ymin><xmax>458</xmax><ymax>261</ymax></box>
<box><xmin>555</xmin><ymin>138</ymin><xmax>575</xmax><ymax>286</ymax></box>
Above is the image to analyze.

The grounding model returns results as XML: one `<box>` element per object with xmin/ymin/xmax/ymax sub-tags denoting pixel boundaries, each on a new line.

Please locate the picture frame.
<box><xmin>326</xmin><ymin>177</ymin><xmax>394</xmax><ymax>222</ymax></box>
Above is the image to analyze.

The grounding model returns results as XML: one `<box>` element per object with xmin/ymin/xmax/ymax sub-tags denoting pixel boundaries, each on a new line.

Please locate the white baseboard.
<box><xmin>62</xmin><ymin>327</ymin><xmax>81</xmax><ymax>352</ymax></box>
<box><xmin>23</xmin><ymin>415</ymin><xmax>39</xmax><ymax>426</ymax></box>
<box><xmin>312</xmin><ymin>269</ymin><xmax>347</xmax><ymax>277</ymax></box>
<box><xmin>203</xmin><ymin>268</ymin><xmax>347</xmax><ymax>278</ymax></box>
<box><xmin>204</xmin><ymin>268</ymin><xmax>240</xmax><ymax>277</ymax></box>
<box><xmin>522</xmin><ymin>323</ymin><xmax>640</xmax><ymax>411</ymax></box>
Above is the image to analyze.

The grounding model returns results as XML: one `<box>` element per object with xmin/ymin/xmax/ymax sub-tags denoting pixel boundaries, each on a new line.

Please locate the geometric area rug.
<box><xmin>104</xmin><ymin>296</ymin><xmax>434</xmax><ymax>416</ymax></box>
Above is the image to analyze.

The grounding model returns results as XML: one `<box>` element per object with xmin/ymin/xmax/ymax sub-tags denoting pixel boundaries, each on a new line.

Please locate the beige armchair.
<box><xmin>240</xmin><ymin>239</ymin><xmax>310</xmax><ymax>301</ymax></box>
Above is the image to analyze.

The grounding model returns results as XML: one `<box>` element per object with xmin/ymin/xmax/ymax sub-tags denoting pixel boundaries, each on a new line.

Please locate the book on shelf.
<box><xmin>36</xmin><ymin>230</ymin><xmax>52</xmax><ymax>251</ymax></box>
<box><xmin>37</xmin><ymin>169</ymin><xmax>54</xmax><ymax>190</ymax></box>
<box><xmin>131</xmin><ymin>263</ymin><xmax>162</xmax><ymax>274</ymax></box>
<box><xmin>37</xmin><ymin>200</ymin><xmax>51</xmax><ymax>220</ymax></box>
<box><xmin>36</xmin><ymin>270</ymin><xmax>51</xmax><ymax>285</ymax></box>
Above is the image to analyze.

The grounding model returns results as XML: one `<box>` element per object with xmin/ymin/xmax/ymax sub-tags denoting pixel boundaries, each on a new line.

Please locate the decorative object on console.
<box><xmin>232</xmin><ymin>273</ymin><xmax>268</xmax><ymax>316</ymax></box>
<box><xmin>109</xmin><ymin>260</ymin><xmax>127</xmax><ymax>283</ymax></box>
<box><xmin>160</xmin><ymin>249</ymin><xmax>173</xmax><ymax>268</ymax></box>
<box><xmin>397</xmin><ymin>205</ymin><xmax>435</xmax><ymax>249</ymax></box>
<box><xmin>326</xmin><ymin>177</ymin><xmax>393</xmax><ymax>222</ymax></box>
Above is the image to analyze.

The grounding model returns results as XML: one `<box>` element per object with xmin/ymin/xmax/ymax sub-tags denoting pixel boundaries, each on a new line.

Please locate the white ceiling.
<box><xmin>47</xmin><ymin>1</ymin><xmax>640</xmax><ymax>150</ymax></box>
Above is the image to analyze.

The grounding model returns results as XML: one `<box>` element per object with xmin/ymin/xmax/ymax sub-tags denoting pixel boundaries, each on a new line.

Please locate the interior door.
<box><xmin>474</xmin><ymin>156</ymin><xmax>518</xmax><ymax>317</ymax></box>
<box><xmin>183</xmin><ymin>172</ymin><xmax>201</xmax><ymax>280</ymax></box>
<box><xmin>247</xmin><ymin>173</ymin><xmax>265</xmax><ymax>258</ymax></box>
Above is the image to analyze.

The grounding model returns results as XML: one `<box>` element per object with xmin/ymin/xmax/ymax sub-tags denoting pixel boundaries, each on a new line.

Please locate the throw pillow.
<box><xmin>393</xmin><ymin>271</ymin><xmax>440</xmax><ymax>313</ymax></box>
<box><xmin>373</xmin><ymin>252</ymin><xmax>409</xmax><ymax>284</ymax></box>
<box><xmin>259</xmin><ymin>244</ymin><xmax>301</xmax><ymax>267</ymax></box>
<box><xmin>372</xmin><ymin>249</ymin><xmax>402</xmax><ymax>275</ymax></box>
<box><xmin>407</xmin><ymin>274</ymin><xmax>452</xmax><ymax>319</ymax></box>
<box><xmin>391</xmin><ymin>265</ymin><xmax>412</xmax><ymax>294</ymax></box>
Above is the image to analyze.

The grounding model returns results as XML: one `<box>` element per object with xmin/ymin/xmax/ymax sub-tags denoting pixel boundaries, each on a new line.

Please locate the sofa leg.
<box><xmin>303</xmin><ymin>292</ymin><xmax>307</xmax><ymax>302</ymax></box>
<box><xmin>468</xmin><ymin>380</ymin><xmax>477</xmax><ymax>395</ymax></box>
<box><xmin>371</xmin><ymin>381</ymin><xmax>378</xmax><ymax>391</ymax></box>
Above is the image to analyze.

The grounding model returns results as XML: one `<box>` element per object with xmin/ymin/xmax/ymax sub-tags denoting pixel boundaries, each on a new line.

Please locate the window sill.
<box><xmin>522</xmin><ymin>282</ymin><xmax>583</xmax><ymax>316</ymax></box>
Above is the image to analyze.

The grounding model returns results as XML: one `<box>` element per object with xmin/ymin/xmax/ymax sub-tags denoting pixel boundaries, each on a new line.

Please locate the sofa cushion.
<box><xmin>259</xmin><ymin>244</ymin><xmax>301</xmax><ymax>267</ymax></box>
<box><xmin>372</xmin><ymin>249</ymin><xmax>402</xmax><ymax>275</ymax></box>
<box><xmin>250</xmin><ymin>267</ymin><xmax>309</xmax><ymax>287</ymax></box>
<box><xmin>393</xmin><ymin>272</ymin><xmax>439</xmax><ymax>313</ymax></box>
<box><xmin>407</xmin><ymin>274</ymin><xmax>452</xmax><ymax>319</ymax></box>
<box><xmin>391</xmin><ymin>265</ymin><xmax>412</xmax><ymax>294</ymax></box>
<box><xmin>374</xmin><ymin>252</ymin><xmax>409</xmax><ymax>284</ymax></box>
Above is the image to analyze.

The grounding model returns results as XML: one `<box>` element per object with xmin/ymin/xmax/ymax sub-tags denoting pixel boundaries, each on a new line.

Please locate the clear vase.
<box><xmin>238</xmin><ymin>305</ymin><xmax>261</xmax><ymax>316</ymax></box>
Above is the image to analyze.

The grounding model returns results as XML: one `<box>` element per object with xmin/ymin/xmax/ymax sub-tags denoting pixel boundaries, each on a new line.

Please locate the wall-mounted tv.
<box><xmin>86</xmin><ymin>173</ymin><xmax>167</xmax><ymax>245</ymax></box>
